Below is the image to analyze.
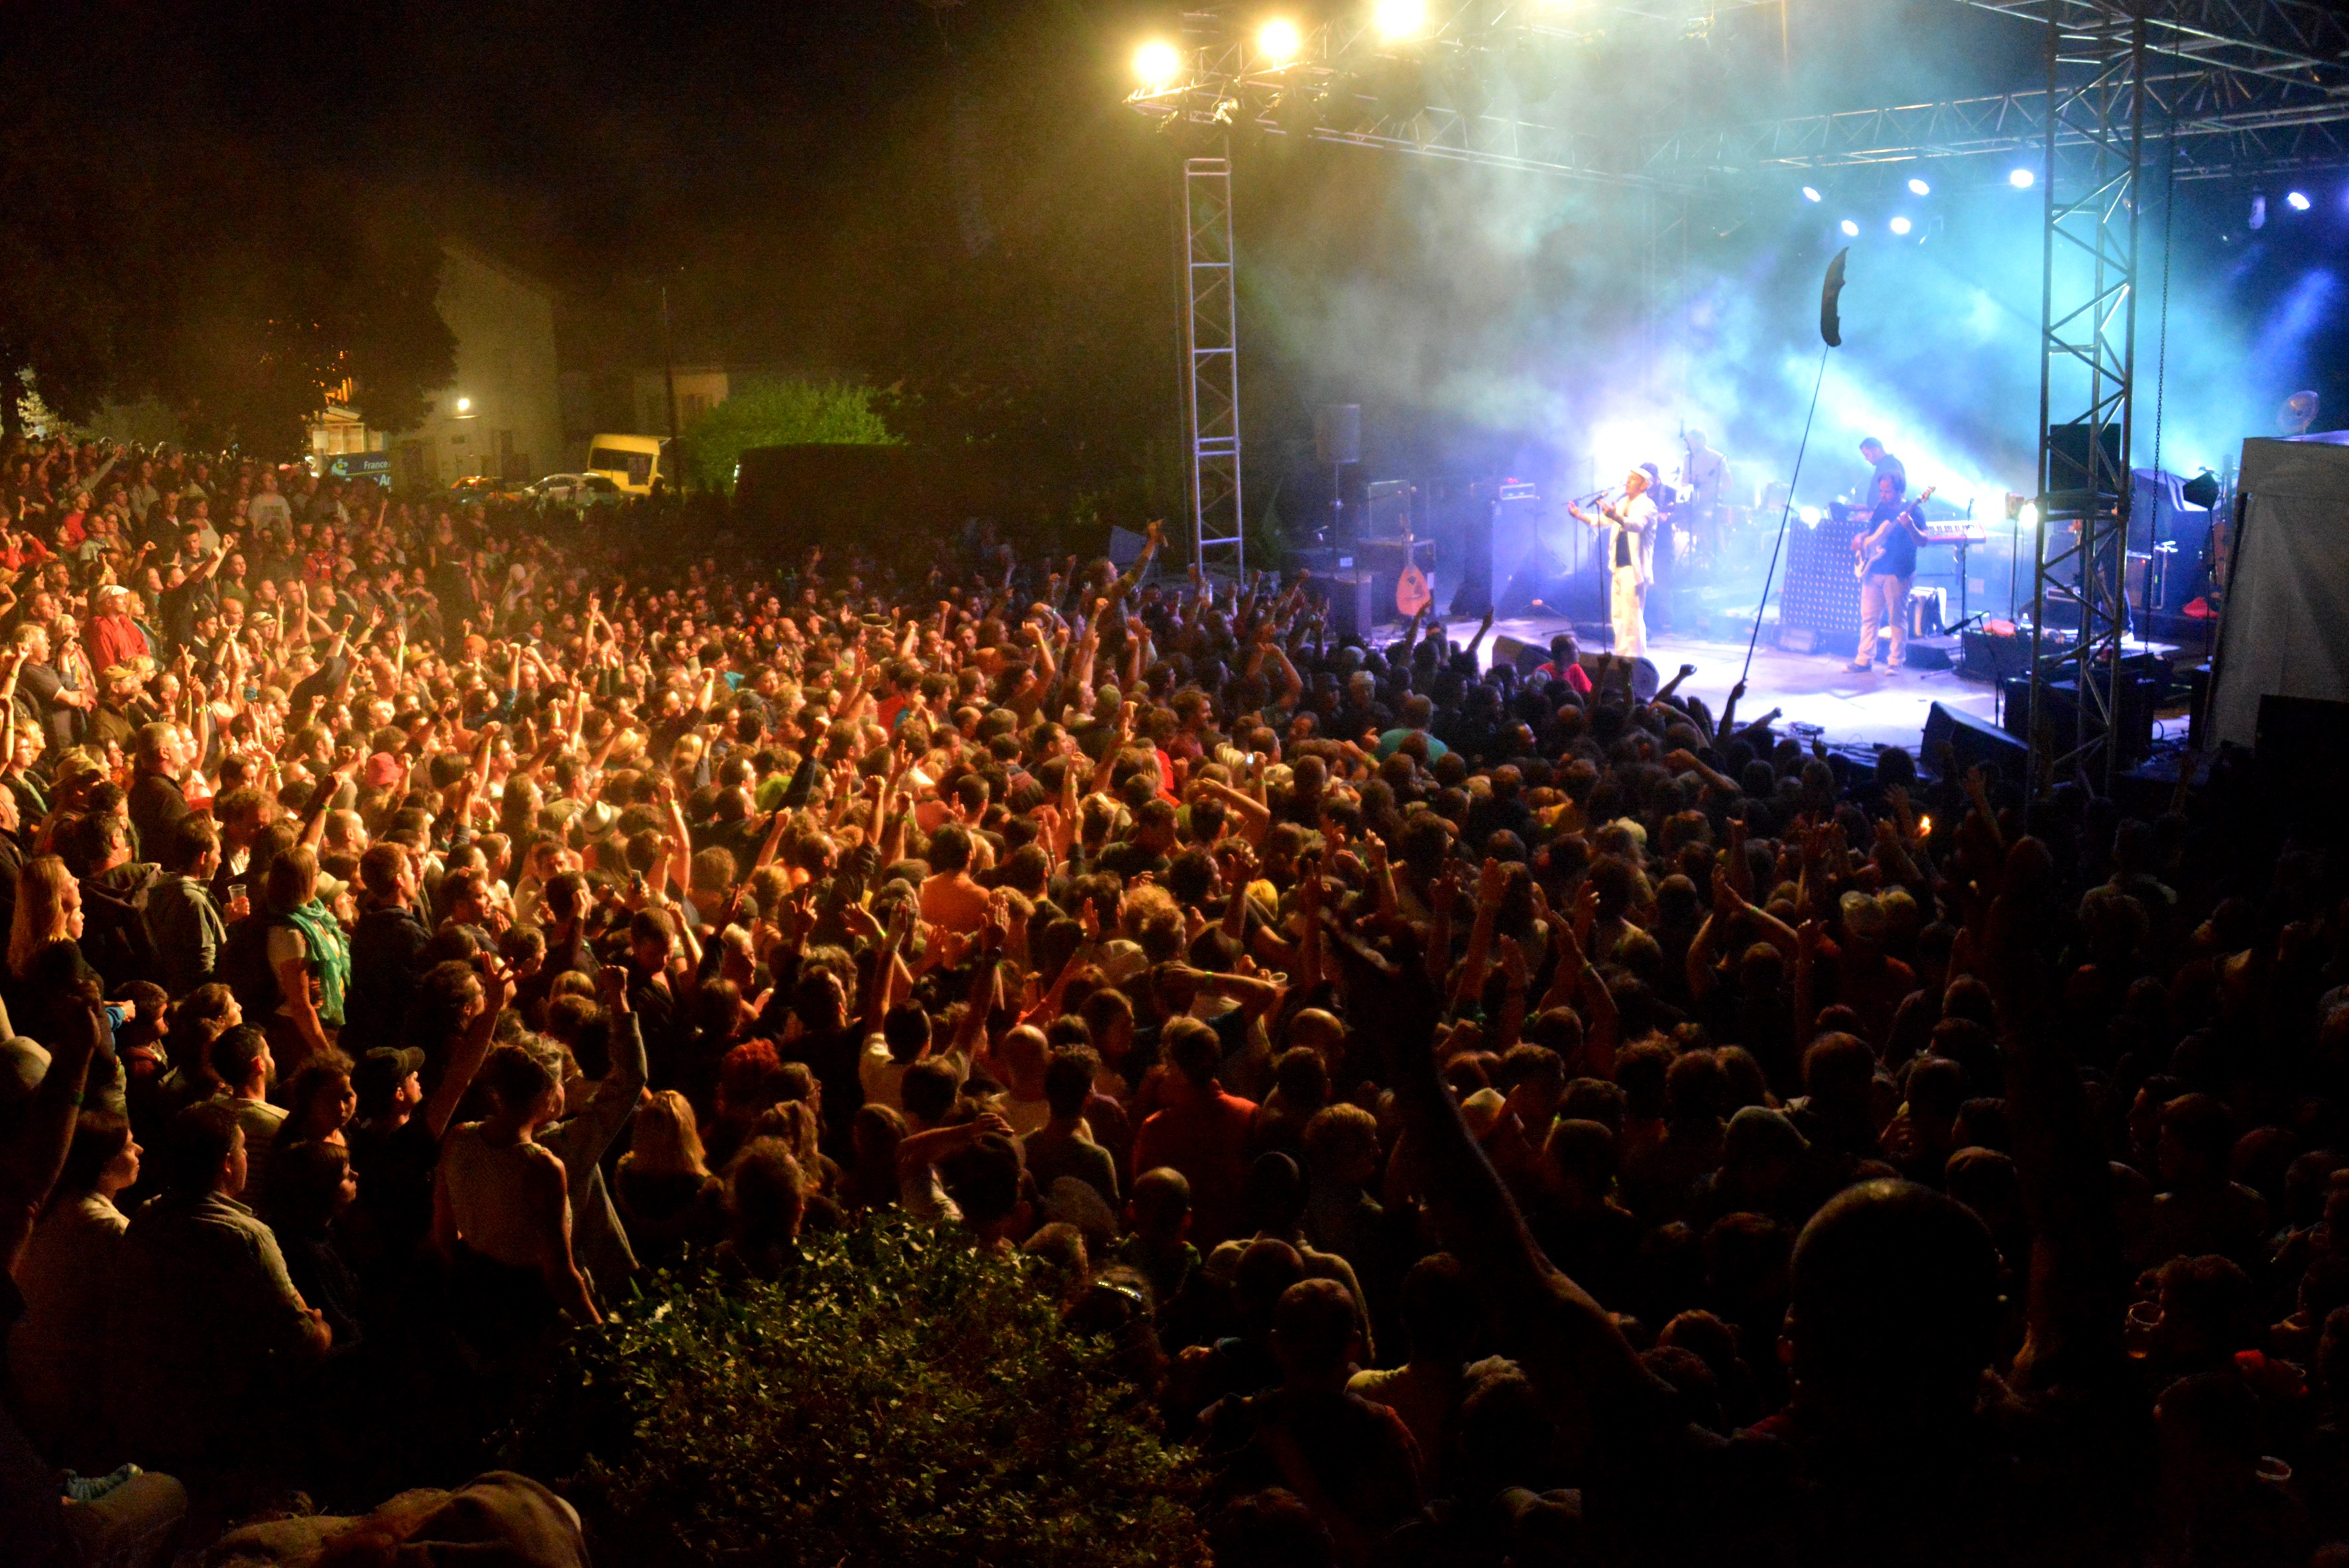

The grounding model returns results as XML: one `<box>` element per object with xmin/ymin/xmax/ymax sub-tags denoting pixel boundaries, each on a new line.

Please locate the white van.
<box><xmin>583</xmin><ymin>434</ymin><xmax>670</xmax><ymax>497</ymax></box>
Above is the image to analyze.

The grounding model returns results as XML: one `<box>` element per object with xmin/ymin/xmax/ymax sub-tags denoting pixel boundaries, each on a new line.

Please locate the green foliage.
<box><xmin>507</xmin><ymin>1215</ymin><xmax>1206</xmax><ymax>1568</ymax></box>
<box><xmin>686</xmin><ymin>381</ymin><xmax>898</xmax><ymax>492</ymax></box>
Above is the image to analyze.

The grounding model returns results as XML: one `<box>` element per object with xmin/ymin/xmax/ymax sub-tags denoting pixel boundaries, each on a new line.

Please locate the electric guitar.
<box><xmin>1853</xmin><ymin>487</ymin><xmax>1937</xmax><ymax>579</ymax></box>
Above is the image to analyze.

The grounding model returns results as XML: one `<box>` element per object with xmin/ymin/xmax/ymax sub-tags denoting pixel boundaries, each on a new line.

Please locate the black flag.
<box><xmin>1820</xmin><ymin>247</ymin><xmax>1850</xmax><ymax>347</ymax></box>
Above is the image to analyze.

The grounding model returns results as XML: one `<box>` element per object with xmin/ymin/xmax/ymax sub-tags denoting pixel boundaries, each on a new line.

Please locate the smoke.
<box><xmin>1231</xmin><ymin>31</ymin><xmax>2340</xmax><ymax>524</ymax></box>
<box><xmin>1242</xmin><ymin>140</ymin><xmax>2319</xmax><ymax>526</ymax></box>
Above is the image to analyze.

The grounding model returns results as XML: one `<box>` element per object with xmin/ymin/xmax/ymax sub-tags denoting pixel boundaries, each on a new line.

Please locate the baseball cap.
<box><xmin>353</xmin><ymin>1046</ymin><xmax>425</xmax><ymax>1118</ymax></box>
<box><xmin>363</xmin><ymin>752</ymin><xmax>404</xmax><ymax>789</ymax></box>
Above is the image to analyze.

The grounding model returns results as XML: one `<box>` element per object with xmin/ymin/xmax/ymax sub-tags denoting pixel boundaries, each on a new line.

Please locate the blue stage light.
<box><xmin>2287</xmin><ymin>190</ymin><xmax>2311</xmax><ymax>211</ymax></box>
<box><xmin>1889</xmin><ymin>215</ymin><xmax>1912</xmax><ymax>235</ymax></box>
<box><xmin>1907</xmin><ymin>177</ymin><xmax>1931</xmax><ymax>196</ymax></box>
<box><xmin>1839</xmin><ymin>219</ymin><xmax>1858</xmax><ymax>237</ymax></box>
<box><xmin>1801</xmin><ymin>186</ymin><xmax>1821</xmax><ymax>202</ymax></box>
<box><xmin>2008</xmin><ymin>168</ymin><xmax>2034</xmax><ymax>188</ymax></box>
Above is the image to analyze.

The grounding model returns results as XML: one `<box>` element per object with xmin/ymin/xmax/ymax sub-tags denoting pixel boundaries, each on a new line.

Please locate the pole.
<box><xmin>1741</xmin><ymin>340</ymin><xmax>1832</xmax><ymax>686</ymax></box>
<box><xmin>660</xmin><ymin>282</ymin><xmax>681</xmax><ymax>497</ymax></box>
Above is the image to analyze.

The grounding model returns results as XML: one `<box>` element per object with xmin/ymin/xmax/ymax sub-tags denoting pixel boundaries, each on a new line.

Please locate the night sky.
<box><xmin>6</xmin><ymin>1</ymin><xmax>2339</xmax><ymax>508</ymax></box>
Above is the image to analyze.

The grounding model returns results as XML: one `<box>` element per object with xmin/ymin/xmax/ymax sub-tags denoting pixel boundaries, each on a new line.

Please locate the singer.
<box><xmin>1567</xmin><ymin>463</ymin><xmax>1661</xmax><ymax>658</ymax></box>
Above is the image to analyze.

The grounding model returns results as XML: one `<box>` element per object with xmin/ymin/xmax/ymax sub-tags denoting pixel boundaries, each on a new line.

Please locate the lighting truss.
<box><xmin>1638</xmin><ymin>81</ymin><xmax>2349</xmax><ymax>180</ymax></box>
<box><xmin>1181</xmin><ymin>156</ymin><xmax>1247</xmax><ymax>580</ymax></box>
<box><xmin>1640</xmin><ymin>0</ymin><xmax>2349</xmax><ymax>184</ymax></box>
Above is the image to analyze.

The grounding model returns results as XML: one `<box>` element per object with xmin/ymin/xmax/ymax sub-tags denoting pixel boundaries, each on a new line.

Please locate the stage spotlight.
<box><xmin>1907</xmin><ymin>176</ymin><xmax>1931</xmax><ymax>196</ymax></box>
<box><xmin>2250</xmin><ymin>192</ymin><xmax>2267</xmax><ymax>229</ymax></box>
<box><xmin>1799</xmin><ymin>506</ymin><xmax>1822</xmax><ymax>526</ymax></box>
<box><xmin>1801</xmin><ymin>186</ymin><xmax>1821</xmax><ymax>202</ymax></box>
<box><xmin>1374</xmin><ymin>0</ymin><xmax>1427</xmax><ymax>41</ymax></box>
<box><xmin>2019</xmin><ymin>501</ymin><xmax>2039</xmax><ymax>530</ymax></box>
<box><xmin>1258</xmin><ymin>18</ymin><xmax>1302</xmax><ymax>64</ymax></box>
<box><xmin>2009</xmin><ymin>168</ymin><xmax>2035</xmax><ymax>188</ymax></box>
<box><xmin>1839</xmin><ymin>218</ymin><xmax>1858</xmax><ymax>236</ymax></box>
<box><xmin>1134</xmin><ymin>38</ymin><xmax>1183</xmax><ymax>86</ymax></box>
<box><xmin>1890</xmin><ymin>215</ymin><xmax>1912</xmax><ymax>235</ymax></box>
<box><xmin>2287</xmin><ymin>190</ymin><xmax>2311</xmax><ymax>211</ymax></box>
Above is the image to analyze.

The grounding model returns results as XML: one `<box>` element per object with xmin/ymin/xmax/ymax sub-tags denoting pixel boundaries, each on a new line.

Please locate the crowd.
<box><xmin>0</xmin><ymin>428</ymin><xmax>2344</xmax><ymax>1567</ymax></box>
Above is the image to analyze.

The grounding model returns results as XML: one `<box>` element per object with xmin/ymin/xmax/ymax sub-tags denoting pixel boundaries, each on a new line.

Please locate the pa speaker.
<box><xmin>1314</xmin><ymin>404</ymin><xmax>1362</xmax><ymax>467</ymax></box>
<box><xmin>1921</xmin><ymin>701</ymin><xmax>2027</xmax><ymax>783</ymax></box>
<box><xmin>1314</xmin><ymin>571</ymin><xmax>1378</xmax><ymax>644</ymax></box>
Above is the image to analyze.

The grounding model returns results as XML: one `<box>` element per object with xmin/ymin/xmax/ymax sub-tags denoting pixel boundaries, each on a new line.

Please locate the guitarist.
<box><xmin>1848</xmin><ymin>472</ymin><xmax>1930</xmax><ymax>673</ymax></box>
<box><xmin>1567</xmin><ymin>463</ymin><xmax>1660</xmax><ymax>658</ymax></box>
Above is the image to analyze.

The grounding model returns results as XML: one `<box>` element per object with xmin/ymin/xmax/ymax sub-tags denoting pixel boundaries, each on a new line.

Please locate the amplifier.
<box><xmin>1365</xmin><ymin>479</ymin><xmax>1415</xmax><ymax>540</ymax></box>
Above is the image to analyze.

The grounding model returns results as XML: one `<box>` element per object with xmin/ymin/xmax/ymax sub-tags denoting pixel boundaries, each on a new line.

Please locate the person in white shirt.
<box><xmin>1568</xmin><ymin>463</ymin><xmax>1661</xmax><ymax>658</ymax></box>
<box><xmin>247</xmin><ymin>470</ymin><xmax>294</xmax><ymax>534</ymax></box>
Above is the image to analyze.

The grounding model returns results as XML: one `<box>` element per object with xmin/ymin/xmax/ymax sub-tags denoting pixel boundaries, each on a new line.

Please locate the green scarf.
<box><xmin>278</xmin><ymin>898</ymin><xmax>351</xmax><ymax>1028</ymax></box>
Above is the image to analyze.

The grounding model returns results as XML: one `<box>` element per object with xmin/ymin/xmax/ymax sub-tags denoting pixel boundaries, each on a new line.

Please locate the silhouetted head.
<box><xmin>1785</xmin><ymin>1178</ymin><xmax>1999</xmax><ymax>1433</ymax></box>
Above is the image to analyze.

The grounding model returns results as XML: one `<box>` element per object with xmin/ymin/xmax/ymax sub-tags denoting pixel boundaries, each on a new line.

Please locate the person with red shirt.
<box><xmin>83</xmin><ymin>584</ymin><xmax>151</xmax><ymax>678</ymax></box>
<box><xmin>1132</xmin><ymin>1015</ymin><xmax>1258</xmax><ymax>1246</ymax></box>
<box><xmin>1532</xmin><ymin>631</ymin><xmax>1593</xmax><ymax>695</ymax></box>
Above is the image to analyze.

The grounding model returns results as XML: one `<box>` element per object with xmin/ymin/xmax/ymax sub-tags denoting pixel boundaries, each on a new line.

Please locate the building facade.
<box><xmin>310</xmin><ymin>240</ymin><xmax>562</xmax><ymax>492</ymax></box>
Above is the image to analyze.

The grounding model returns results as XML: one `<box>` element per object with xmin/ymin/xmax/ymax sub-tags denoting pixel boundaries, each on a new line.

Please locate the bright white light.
<box><xmin>1258</xmin><ymin>18</ymin><xmax>1302</xmax><ymax>63</ymax></box>
<box><xmin>1890</xmin><ymin>215</ymin><xmax>1913</xmax><ymax>235</ymax></box>
<box><xmin>1907</xmin><ymin>177</ymin><xmax>1931</xmax><ymax>196</ymax></box>
<box><xmin>2019</xmin><ymin>502</ymin><xmax>2039</xmax><ymax>530</ymax></box>
<box><xmin>1839</xmin><ymin>219</ymin><xmax>1859</xmax><ymax>237</ymax></box>
<box><xmin>454</xmin><ymin>397</ymin><xmax>472</xmax><ymax>413</ymax></box>
<box><xmin>2287</xmin><ymin>190</ymin><xmax>2312</xmax><ymax>211</ymax></box>
<box><xmin>2009</xmin><ymin>168</ymin><xmax>2035</xmax><ymax>188</ymax></box>
<box><xmin>1801</xmin><ymin>186</ymin><xmax>1821</xmax><ymax>202</ymax></box>
<box><xmin>1134</xmin><ymin>38</ymin><xmax>1183</xmax><ymax>86</ymax></box>
<box><xmin>1374</xmin><ymin>0</ymin><xmax>1427</xmax><ymax>42</ymax></box>
<box><xmin>1799</xmin><ymin>506</ymin><xmax>1822</xmax><ymax>526</ymax></box>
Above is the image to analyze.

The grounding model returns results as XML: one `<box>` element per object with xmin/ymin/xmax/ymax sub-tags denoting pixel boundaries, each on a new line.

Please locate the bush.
<box><xmin>505</xmin><ymin>1215</ymin><xmax>1206</xmax><ymax>1567</ymax></box>
<box><xmin>685</xmin><ymin>379</ymin><xmax>897</xmax><ymax>492</ymax></box>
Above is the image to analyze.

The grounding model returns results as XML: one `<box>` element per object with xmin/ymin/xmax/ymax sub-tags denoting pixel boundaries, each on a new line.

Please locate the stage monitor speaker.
<box><xmin>1921</xmin><ymin>701</ymin><xmax>2027</xmax><ymax>782</ymax></box>
<box><xmin>1905</xmin><ymin>634</ymin><xmax>1959</xmax><ymax>671</ymax></box>
<box><xmin>1999</xmin><ymin>674</ymin><xmax>2162</xmax><ymax>766</ymax></box>
<box><xmin>1314</xmin><ymin>404</ymin><xmax>1361</xmax><ymax>467</ymax></box>
<box><xmin>1959</xmin><ymin>627</ymin><xmax>2035</xmax><ymax>684</ymax></box>
<box><xmin>1490</xmin><ymin>633</ymin><xmax>1550</xmax><ymax>676</ymax></box>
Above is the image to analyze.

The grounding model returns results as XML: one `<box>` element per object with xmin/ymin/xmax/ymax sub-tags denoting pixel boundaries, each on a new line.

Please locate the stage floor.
<box><xmin>1437</xmin><ymin>613</ymin><xmax>2006</xmax><ymax>753</ymax></box>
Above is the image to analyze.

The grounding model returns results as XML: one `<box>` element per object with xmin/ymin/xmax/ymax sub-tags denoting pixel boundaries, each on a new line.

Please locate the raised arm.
<box><xmin>1343</xmin><ymin>930</ymin><xmax>1671</xmax><ymax>1447</ymax></box>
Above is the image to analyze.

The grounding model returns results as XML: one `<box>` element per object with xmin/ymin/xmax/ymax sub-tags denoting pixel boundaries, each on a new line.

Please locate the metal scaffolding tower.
<box><xmin>2025</xmin><ymin>0</ymin><xmax>2147</xmax><ymax>792</ymax></box>
<box><xmin>1181</xmin><ymin>155</ymin><xmax>1246</xmax><ymax>579</ymax></box>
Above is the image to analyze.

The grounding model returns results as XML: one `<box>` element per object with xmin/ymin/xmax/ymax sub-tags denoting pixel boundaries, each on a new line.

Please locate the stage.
<box><xmin>1436</xmin><ymin>613</ymin><xmax>2007</xmax><ymax>753</ymax></box>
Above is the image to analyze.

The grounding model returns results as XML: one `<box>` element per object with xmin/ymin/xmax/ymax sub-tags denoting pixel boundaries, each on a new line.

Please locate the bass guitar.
<box><xmin>1852</xmin><ymin>486</ymin><xmax>1937</xmax><ymax>579</ymax></box>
